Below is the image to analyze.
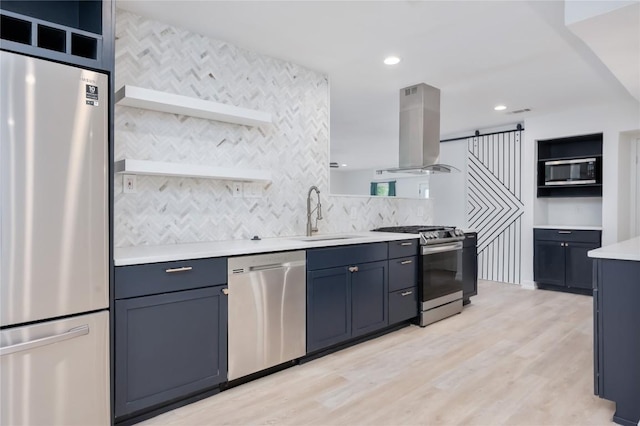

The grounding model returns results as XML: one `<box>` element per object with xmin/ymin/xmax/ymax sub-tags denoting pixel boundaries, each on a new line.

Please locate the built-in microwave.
<box><xmin>543</xmin><ymin>157</ymin><xmax>599</xmax><ymax>186</ymax></box>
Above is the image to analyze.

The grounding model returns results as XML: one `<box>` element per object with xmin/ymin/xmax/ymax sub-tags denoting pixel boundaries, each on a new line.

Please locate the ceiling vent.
<box><xmin>509</xmin><ymin>108</ymin><xmax>531</xmax><ymax>114</ymax></box>
<box><xmin>329</xmin><ymin>162</ymin><xmax>339</xmax><ymax>168</ymax></box>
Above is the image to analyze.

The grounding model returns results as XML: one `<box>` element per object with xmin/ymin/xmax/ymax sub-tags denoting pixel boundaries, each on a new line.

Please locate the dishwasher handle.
<box><xmin>230</xmin><ymin>259</ymin><xmax>306</xmax><ymax>274</ymax></box>
<box><xmin>250</xmin><ymin>263</ymin><xmax>287</xmax><ymax>272</ymax></box>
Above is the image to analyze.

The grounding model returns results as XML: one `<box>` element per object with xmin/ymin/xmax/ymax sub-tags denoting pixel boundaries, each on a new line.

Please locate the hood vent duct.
<box><xmin>377</xmin><ymin>83</ymin><xmax>459</xmax><ymax>175</ymax></box>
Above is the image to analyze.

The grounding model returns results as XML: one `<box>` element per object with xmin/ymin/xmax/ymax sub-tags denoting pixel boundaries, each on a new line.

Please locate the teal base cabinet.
<box><xmin>113</xmin><ymin>258</ymin><xmax>228</xmax><ymax>422</ymax></box>
<box><xmin>594</xmin><ymin>259</ymin><xmax>640</xmax><ymax>426</ymax></box>
<box><xmin>534</xmin><ymin>228</ymin><xmax>601</xmax><ymax>292</ymax></box>
<box><xmin>306</xmin><ymin>243</ymin><xmax>389</xmax><ymax>353</ymax></box>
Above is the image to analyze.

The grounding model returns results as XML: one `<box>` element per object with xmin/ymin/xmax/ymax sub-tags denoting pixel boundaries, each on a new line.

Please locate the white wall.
<box><xmin>564</xmin><ymin>0</ymin><xmax>636</xmax><ymax>25</ymax></box>
<box><xmin>430</xmin><ymin>139</ymin><xmax>467</xmax><ymax>227</ymax></box>
<box><xmin>520</xmin><ymin>98</ymin><xmax>640</xmax><ymax>287</ymax></box>
<box><xmin>114</xmin><ymin>9</ymin><xmax>433</xmax><ymax>247</ymax></box>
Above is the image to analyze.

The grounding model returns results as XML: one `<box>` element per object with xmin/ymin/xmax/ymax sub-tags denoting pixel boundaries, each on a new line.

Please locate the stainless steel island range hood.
<box><xmin>377</xmin><ymin>83</ymin><xmax>459</xmax><ymax>174</ymax></box>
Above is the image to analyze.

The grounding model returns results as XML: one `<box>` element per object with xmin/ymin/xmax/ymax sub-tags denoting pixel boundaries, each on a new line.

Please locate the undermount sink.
<box><xmin>293</xmin><ymin>235</ymin><xmax>361</xmax><ymax>242</ymax></box>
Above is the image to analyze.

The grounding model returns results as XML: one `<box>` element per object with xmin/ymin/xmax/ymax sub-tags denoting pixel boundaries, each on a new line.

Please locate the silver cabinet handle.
<box><xmin>400</xmin><ymin>260</ymin><xmax>413</xmax><ymax>265</ymax></box>
<box><xmin>0</xmin><ymin>325</ymin><xmax>89</xmax><ymax>356</ymax></box>
<box><xmin>348</xmin><ymin>266</ymin><xmax>359</xmax><ymax>273</ymax></box>
<box><xmin>558</xmin><ymin>231</ymin><xmax>572</xmax><ymax>234</ymax></box>
<box><xmin>400</xmin><ymin>291</ymin><xmax>413</xmax><ymax>296</ymax></box>
<box><xmin>400</xmin><ymin>242</ymin><xmax>413</xmax><ymax>246</ymax></box>
<box><xmin>165</xmin><ymin>266</ymin><xmax>193</xmax><ymax>273</ymax></box>
<box><xmin>222</xmin><ymin>288</ymin><xmax>229</xmax><ymax>295</ymax></box>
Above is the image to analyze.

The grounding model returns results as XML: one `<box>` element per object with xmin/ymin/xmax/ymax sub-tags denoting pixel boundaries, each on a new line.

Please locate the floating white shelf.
<box><xmin>114</xmin><ymin>85</ymin><xmax>272</xmax><ymax>127</ymax></box>
<box><xmin>114</xmin><ymin>159</ymin><xmax>272</xmax><ymax>183</ymax></box>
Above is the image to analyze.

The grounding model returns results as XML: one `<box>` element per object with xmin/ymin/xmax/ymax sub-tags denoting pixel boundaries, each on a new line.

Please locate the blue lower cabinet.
<box><xmin>534</xmin><ymin>228</ymin><xmax>601</xmax><ymax>291</ymax></box>
<box><xmin>306</xmin><ymin>267</ymin><xmax>351</xmax><ymax>353</ymax></box>
<box><xmin>114</xmin><ymin>286</ymin><xmax>228</xmax><ymax>418</ymax></box>
<box><xmin>306</xmin><ymin>253</ymin><xmax>390</xmax><ymax>353</ymax></box>
<box><xmin>595</xmin><ymin>259</ymin><xmax>640</xmax><ymax>425</ymax></box>
<box><xmin>351</xmin><ymin>260</ymin><xmax>388</xmax><ymax>337</ymax></box>
<box><xmin>389</xmin><ymin>286</ymin><xmax>418</xmax><ymax>324</ymax></box>
<box><xmin>565</xmin><ymin>242</ymin><xmax>599</xmax><ymax>289</ymax></box>
<box><xmin>534</xmin><ymin>239</ymin><xmax>566</xmax><ymax>286</ymax></box>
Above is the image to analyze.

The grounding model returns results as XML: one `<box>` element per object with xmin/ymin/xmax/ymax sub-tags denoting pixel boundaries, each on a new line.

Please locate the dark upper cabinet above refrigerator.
<box><xmin>0</xmin><ymin>0</ymin><xmax>114</xmax><ymax>71</ymax></box>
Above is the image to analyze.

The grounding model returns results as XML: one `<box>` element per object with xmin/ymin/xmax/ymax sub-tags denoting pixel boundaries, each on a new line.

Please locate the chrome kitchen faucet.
<box><xmin>306</xmin><ymin>185</ymin><xmax>323</xmax><ymax>236</ymax></box>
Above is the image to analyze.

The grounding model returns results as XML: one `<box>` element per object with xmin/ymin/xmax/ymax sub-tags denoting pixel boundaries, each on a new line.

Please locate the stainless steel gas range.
<box><xmin>373</xmin><ymin>226</ymin><xmax>465</xmax><ymax>326</ymax></box>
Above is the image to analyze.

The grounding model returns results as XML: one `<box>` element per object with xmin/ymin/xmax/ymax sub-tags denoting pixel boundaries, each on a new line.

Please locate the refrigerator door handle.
<box><xmin>0</xmin><ymin>325</ymin><xmax>89</xmax><ymax>356</ymax></box>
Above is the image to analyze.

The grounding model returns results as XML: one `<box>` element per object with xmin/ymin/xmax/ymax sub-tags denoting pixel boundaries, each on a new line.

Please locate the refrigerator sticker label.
<box><xmin>85</xmin><ymin>84</ymin><xmax>99</xmax><ymax>100</ymax></box>
<box><xmin>86</xmin><ymin>100</ymin><xmax>99</xmax><ymax>106</ymax></box>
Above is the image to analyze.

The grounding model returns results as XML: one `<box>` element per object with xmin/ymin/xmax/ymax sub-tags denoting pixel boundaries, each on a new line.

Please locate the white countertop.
<box><xmin>114</xmin><ymin>231</ymin><xmax>421</xmax><ymax>266</ymax></box>
<box><xmin>534</xmin><ymin>225</ymin><xmax>603</xmax><ymax>231</ymax></box>
<box><xmin>588</xmin><ymin>236</ymin><xmax>640</xmax><ymax>261</ymax></box>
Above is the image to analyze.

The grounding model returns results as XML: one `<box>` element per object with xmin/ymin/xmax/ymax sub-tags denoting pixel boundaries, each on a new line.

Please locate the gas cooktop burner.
<box><xmin>372</xmin><ymin>225</ymin><xmax>465</xmax><ymax>245</ymax></box>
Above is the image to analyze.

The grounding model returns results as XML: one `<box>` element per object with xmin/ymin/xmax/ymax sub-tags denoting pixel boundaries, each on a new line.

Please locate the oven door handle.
<box><xmin>421</xmin><ymin>242</ymin><xmax>463</xmax><ymax>255</ymax></box>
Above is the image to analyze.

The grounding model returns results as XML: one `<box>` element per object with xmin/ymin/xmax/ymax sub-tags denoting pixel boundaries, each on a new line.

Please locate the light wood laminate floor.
<box><xmin>141</xmin><ymin>280</ymin><xmax>615</xmax><ymax>426</ymax></box>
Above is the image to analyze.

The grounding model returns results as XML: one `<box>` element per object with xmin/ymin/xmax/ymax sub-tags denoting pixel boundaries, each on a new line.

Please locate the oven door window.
<box><xmin>421</xmin><ymin>248</ymin><xmax>463</xmax><ymax>301</ymax></box>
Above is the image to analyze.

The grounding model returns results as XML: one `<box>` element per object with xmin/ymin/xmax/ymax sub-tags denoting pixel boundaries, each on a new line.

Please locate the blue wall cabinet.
<box><xmin>0</xmin><ymin>0</ymin><xmax>115</xmax><ymax>72</ymax></box>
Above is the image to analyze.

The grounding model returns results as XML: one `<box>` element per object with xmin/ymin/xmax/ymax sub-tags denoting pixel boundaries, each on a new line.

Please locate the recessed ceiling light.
<box><xmin>341</xmin><ymin>163</ymin><xmax>348</xmax><ymax>167</ymax></box>
<box><xmin>494</xmin><ymin>105</ymin><xmax>507</xmax><ymax>111</ymax></box>
<box><xmin>383</xmin><ymin>56</ymin><xmax>401</xmax><ymax>65</ymax></box>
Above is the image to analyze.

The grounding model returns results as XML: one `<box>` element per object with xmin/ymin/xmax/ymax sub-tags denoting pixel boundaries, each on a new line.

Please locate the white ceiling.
<box><xmin>117</xmin><ymin>0</ymin><xmax>638</xmax><ymax>170</ymax></box>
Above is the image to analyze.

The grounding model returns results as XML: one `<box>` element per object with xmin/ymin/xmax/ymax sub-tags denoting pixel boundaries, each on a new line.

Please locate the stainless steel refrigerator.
<box><xmin>0</xmin><ymin>51</ymin><xmax>109</xmax><ymax>425</ymax></box>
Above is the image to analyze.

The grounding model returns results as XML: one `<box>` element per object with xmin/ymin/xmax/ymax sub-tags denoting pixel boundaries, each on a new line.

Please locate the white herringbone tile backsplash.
<box><xmin>114</xmin><ymin>10</ymin><xmax>432</xmax><ymax>247</ymax></box>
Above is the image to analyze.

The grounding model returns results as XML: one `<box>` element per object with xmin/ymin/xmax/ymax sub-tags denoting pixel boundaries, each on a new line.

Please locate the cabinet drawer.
<box><xmin>534</xmin><ymin>228</ymin><xmax>601</xmax><ymax>243</ymax></box>
<box><xmin>389</xmin><ymin>256</ymin><xmax>418</xmax><ymax>292</ymax></box>
<box><xmin>306</xmin><ymin>242</ymin><xmax>388</xmax><ymax>271</ymax></box>
<box><xmin>388</xmin><ymin>239</ymin><xmax>419</xmax><ymax>259</ymax></box>
<box><xmin>115</xmin><ymin>257</ymin><xmax>227</xmax><ymax>299</ymax></box>
<box><xmin>389</xmin><ymin>286</ymin><xmax>418</xmax><ymax>324</ymax></box>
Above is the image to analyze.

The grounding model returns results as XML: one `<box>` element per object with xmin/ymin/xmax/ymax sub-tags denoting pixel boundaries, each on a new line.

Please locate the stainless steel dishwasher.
<box><xmin>227</xmin><ymin>251</ymin><xmax>306</xmax><ymax>380</ymax></box>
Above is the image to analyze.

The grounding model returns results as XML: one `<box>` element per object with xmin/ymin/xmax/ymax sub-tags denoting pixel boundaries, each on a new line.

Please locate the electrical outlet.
<box><xmin>243</xmin><ymin>182</ymin><xmax>262</xmax><ymax>198</ymax></box>
<box><xmin>123</xmin><ymin>175</ymin><xmax>136</xmax><ymax>193</ymax></box>
<box><xmin>232</xmin><ymin>182</ymin><xmax>243</xmax><ymax>198</ymax></box>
